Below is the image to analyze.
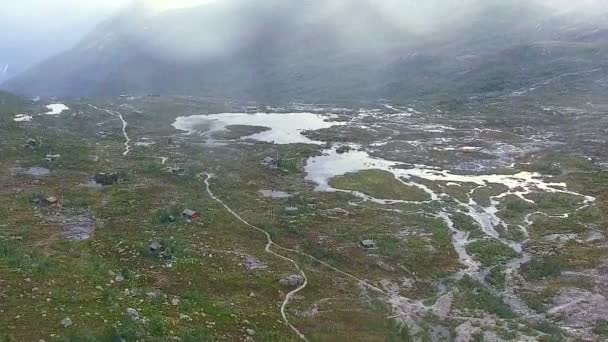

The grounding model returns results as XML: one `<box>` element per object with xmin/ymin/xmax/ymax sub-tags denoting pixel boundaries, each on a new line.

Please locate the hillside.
<box><xmin>0</xmin><ymin>90</ymin><xmax>27</xmax><ymax>115</ymax></box>
<box><xmin>3</xmin><ymin>0</ymin><xmax>607</xmax><ymax>103</ymax></box>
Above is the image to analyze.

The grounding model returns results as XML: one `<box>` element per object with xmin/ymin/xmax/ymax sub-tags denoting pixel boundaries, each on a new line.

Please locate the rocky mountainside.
<box><xmin>3</xmin><ymin>0</ymin><xmax>608</xmax><ymax>103</ymax></box>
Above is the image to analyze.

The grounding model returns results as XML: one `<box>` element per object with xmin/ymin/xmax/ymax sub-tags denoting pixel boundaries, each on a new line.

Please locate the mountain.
<box><xmin>0</xmin><ymin>90</ymin><xmax>27</xmax><ymax>117</ymax></box>
<box><xmin>3</xmin><ymin>0</ymin><xmax>608</xmax><ymax>103</ymax></box>
<box><xmin>0</xmin><ymin>64</ymin><xmax>8</xmax><ymax>83</ymax></box>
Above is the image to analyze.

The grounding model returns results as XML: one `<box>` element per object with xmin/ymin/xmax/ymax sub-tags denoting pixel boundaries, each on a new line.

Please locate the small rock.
<box><xmin>246</xmin><ymin>328</ymin><xmax>256</xmax><ymax>336</ymax></box>
<box><xmin>115</xmin><ymin>275</ymin><xmax>125</xmax><ymax>282</ymax></box>
<box><xmin>149</xmin><ymin>241</ymin><xmax>162</xmax><ymax>254</ymax></box>
<box><xmin>171</xmin><ymin>297</ymin><xmax>181</xmax><ymax>306</ymax></box>
<box><xmin>146</xmin><ymin>290</ymin><xmax>161</xmax><ymax>300</ymax></box>
<box><xmin>61</xmin><ymin>317</ymin><xmax>73</xmax><ymax>328</ymax></box>
<box><xmin>125</xmin><ymin>308</ymin><xmax>140</xmax><ymax>321</ymax></box>
<box><xmin>336</xmin><ymin>145</ymin><xmax>352</xmax><ymax>154</ymax></box>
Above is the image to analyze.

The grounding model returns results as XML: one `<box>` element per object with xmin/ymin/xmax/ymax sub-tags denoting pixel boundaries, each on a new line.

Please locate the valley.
<box><xmin>1</xmin><ymin>94</ymin><xmax>608</xmax><ymax>341</ymax></box>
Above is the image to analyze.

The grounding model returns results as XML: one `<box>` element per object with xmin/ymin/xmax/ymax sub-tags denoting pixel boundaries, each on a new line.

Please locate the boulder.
<box><xmin>149</xmin><ymin>241</ymin><xmax>162</xmax><ymax>254</ymax></box>
<box><xmin>244</xmin><ymin>256</ymin><xmax>267</xmax><ymax>271</ymax></box>
<box><xmin>279</xmin><ymin>275</ymin><xmax>305</xmax><ymax>287</ymax></box>
<box><xmin>61</xmin><ymin>317</ymin><xmax>73</xmax><ymax>328</ymax></box>
<box><xmin>125</xmin><ymin>308</ymin><xmax>140</xmax><ymax>321</ymax></box>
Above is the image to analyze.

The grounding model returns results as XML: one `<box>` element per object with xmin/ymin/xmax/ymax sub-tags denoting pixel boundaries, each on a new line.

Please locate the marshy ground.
<box><xmin>1</xmin><ymin>95</ymin><xmax>608</xmax><ymax>341</ymax></box>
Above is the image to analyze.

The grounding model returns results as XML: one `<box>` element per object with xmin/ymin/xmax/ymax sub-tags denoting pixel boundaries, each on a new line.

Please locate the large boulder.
<box><xmin>94</xmin><ymin>172</ymin><xmax>119</xmax><ymax>186</ymax></box>
<box><xmin>279</xmin><ymin>275</ymin><xmax>305</xmax><ymax>288</ymax></box>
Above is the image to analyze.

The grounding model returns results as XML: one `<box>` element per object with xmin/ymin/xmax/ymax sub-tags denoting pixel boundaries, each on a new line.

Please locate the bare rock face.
<box><xmin>279</xmin><ymin>275</ymin><xmax>305</xmax><ymax>288</ymax></box>
<box><xmin>547</xmin><ymin>288</ymin><xmax>608</xmax><ymax>337</ymax></box>
<box><xmin>455</xmin><ymin>321</ymin><xmax>480</xmax><ymax>342</ymax></box>
<box><xmin>432</xmin><ymin>292</ymin><xmax>453</xmax><ymax>319</ymax></box>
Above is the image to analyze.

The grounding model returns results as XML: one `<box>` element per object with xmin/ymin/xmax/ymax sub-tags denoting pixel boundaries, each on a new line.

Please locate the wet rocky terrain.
<box><xmin>1</xmin><ymin>94</ymin><xmax>608</xmax><ymax>341</ymax></box>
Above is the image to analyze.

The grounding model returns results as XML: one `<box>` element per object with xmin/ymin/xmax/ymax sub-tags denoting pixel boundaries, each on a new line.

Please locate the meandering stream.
<box><xmin>175</xmin><ymin>109</ymin><xmax>597</xmax><ymax>329</ymax></box>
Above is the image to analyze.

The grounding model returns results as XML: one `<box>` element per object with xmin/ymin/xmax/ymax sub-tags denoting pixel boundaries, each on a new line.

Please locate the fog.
<box><xmin>116</xmin><ymin>0</ymin><xmax>608</xmax><ymax>63</ymax></box>
<box><xmin>0</xmin><ymin>1</ymin><xmax>127</xmax><ymax>81</ymax></box>
<box><xmin>1</xmin><ymin>0</ymin><xmax>607</xmax><ymax>82</ymax></box>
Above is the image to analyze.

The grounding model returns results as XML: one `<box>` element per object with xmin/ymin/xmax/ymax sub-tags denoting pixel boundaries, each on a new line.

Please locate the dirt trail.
<box><xmin>203</xmin><ymin>173</ymin><xmax>309</xmax><ymax>341</ymax></box>
<box><xmin>88</xmin><ymin>104</ymin><xmax>131</xmax><ymax>156</ymax></box>
<box><xmin>203</xmin><ymin>173</ymin><xmax>431</xmax><ymax>338</ymax></box>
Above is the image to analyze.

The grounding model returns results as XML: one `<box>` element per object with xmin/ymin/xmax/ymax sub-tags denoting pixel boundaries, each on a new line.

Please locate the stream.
<box><xmin>174</xmin><ymin>109</ymin><xmax>597</xmax><ymax>328</ymax></box>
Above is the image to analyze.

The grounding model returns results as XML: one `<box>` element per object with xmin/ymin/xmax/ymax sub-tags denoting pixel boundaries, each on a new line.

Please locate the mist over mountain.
<box><xmin>0</xmin><ymin>0</ymin><xmax>128</xmax><ymax>85</ymax></box>
<box><xmin>3</xmin><ymin>0</ymin><xmax>608</xmax><ymax>102</ymax></box>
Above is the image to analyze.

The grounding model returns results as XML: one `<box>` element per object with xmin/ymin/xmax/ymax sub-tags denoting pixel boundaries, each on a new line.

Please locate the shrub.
<box><xmin>522</xmin><ymin>258</ymin><xmax>561</xmax><ymax>281</ymax></box>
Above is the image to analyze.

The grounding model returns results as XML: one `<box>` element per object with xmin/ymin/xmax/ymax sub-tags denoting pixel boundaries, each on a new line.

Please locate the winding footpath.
<box><xmin>203</xmin><ymin>173</ymin><xmax>310</xmax><ymax>341</ymax></box>
<box><xmin>88</xmin><ymin>104</ymin><xmax>132</xmax><ymax>156</ymax></box>
<box><xmin>202</xmin><ymin>173</ymin><xmax>427</xmax><ymax>339</ymax></box>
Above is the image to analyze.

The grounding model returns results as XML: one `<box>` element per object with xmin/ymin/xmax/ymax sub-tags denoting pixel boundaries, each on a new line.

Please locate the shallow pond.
<box><xmin>259</xmin><ymin>190</ymin><xmax>292</xmax><ymax>198</ymax></box>
<box><xmin>173</xmin><ymin>112</ymin><xmax>343</xmax><ymax>144</ymax></box>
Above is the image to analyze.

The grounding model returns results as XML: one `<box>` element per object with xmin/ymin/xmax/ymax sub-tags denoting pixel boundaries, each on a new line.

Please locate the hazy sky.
<box><xmin>0</xmin><ymin>0</ymin><xmax>217</xmax><ymax>81</ymax></box>
<box><xmin>1</xmin><ymin>0</ymin><xmax>606</xmax><ymax>83</ymax></box>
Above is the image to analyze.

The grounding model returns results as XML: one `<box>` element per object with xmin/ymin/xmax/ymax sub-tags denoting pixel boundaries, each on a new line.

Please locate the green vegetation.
<box><xmin>497</xmin><ymin>195</ymin><xmax>535</xmax><ymax>223</ymax></box>
<box><xmin>519</xmin><ymin>286</ymin><xmax>559</xmax><ymax>313</ymax></box>
<box><xmin>525</xmin><ymin>192</ymin><xmax>584</xmax><ymax>212</ymax></box>
<box><xmin>451</xmin><ymin>212</ymin><xmax>483</xmax><ymax>238</ymax></box>
<box><xmin>532</xmin><ymin>322</ymin><xmax>566</xmax><ymax>341</ymax></box>
<box><xmin>529</xmin><ymin>216</ymin><xmax>586</xmax><ymax>238</ymax></box>
<box><xmin>486</xmin><ymin>266</ymin><xmax>506</xmax><ymax>289</ymax></box>
<box><xmin>466</xmin><ymin>239</ymin><xmax>518</xmax><ymax>267</ymax></box>
<box><xmin>212</xmin><ymin>124</ymin><xmax>270</xmax><ymax>140</ymax></box>
<box><xmin>455</xmin><ymin>276</ymin><xmax>515</xmax><ymax>319</ymax></box>
<box><xmin>331</xmin><ymin>169</ymin><xmax>430</xmax><ymax>201</ymax></box>
<box><xmin>522</xmin><ymin>258</ymin><xmax>562</xmax><ymax>281</ymax></box>
<box><xmin>471</xmin><ymin>183</ymin><xmax>509</xmax><ymax>207</ymax></box>
<box><xmin>153</xmin><ymin>208</ymin><xmax>180</xmax><ymax>224</ymax></box>
<box><xmin>558</xmin><ymin>242</ymin><xmax>607</xmax><ymax>270</ymax></box>
<box><xmin>3</xmin><ymin>93</ymin><xmax>608</xmax><ymax>340</ymax></box>
<box><xmin>593</xmin><ymin>320</ymin><xmax>608</xmax><ymax>337</ymax></box>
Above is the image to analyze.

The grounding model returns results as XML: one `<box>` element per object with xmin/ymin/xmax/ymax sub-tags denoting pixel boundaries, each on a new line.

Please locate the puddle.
<box><xmin>78</xmin><ymin>180</ymin><xmax>104</xmax><ymax>189</ymax></box>
<box><xmin>173</xmin><ymin>112</ymin><xmax>343</xmax><ymax>144</ymax></box>
<box><xmin>305</xmin><ymin>148</ymin><xmax>592</xmax><ymax>201</ymax></box>
<box><xmin>259</xmin><ymin>190</ymin><xmax>292</xmax><ymax>198</ymax></box>
<box><xmin>63</xmin><ymin>216</ymin><xmax>95</xmax><ymax>241</ymax></box>
<box><xmin>304</xmin><ymin>147</ymin><xmax>595</xmax><ymax>280</ymax></box>
<box><xmin>12</xmin><ymin>167</ymin><xmax>51</xmax><ymax>178</ymax></box>
<box><xmin>134</xmin><ymin>141</ymin><xmax>156</xmax><ymax>147</ymax></box>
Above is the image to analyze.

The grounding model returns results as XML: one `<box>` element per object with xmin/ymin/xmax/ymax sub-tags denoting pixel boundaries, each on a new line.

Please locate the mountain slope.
<box><xmin>0</xmin><ymin>90</ymin><xmax>26</xmax><ymax>116</ymax></box>
<box><xmin>3</xmin><ymin>0</ymin><xmax>608</xmax><ymax>103</ymax></box>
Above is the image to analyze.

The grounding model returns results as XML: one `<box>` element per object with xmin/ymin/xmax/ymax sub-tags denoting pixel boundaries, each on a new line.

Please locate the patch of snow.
<box><xmin>134</xmin><ymin>141</ymin><xmax>156</xmax><ymax>147</ymax></box>
<box><xmin>45</xmin><ymin>103</ymin><xmax>70</xmax><ymax>115</ymax></box>
<box><xmin>13</xmin><ymin>114</ymin><xmax>32</xmax><ymax>122</ymax></box>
